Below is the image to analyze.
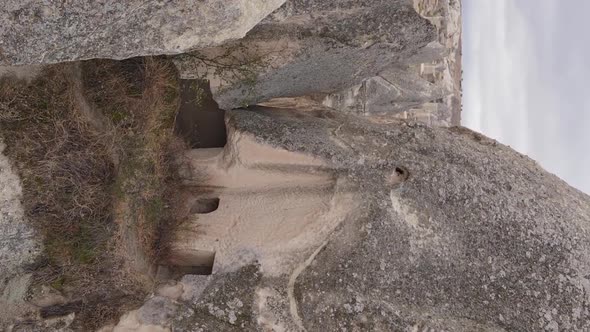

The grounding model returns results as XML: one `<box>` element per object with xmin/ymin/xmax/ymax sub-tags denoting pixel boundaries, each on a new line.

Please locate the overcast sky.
<box><xmin>462</xmin><ymin>0</ymin><xmax>590</xmax><ymax>195</ymax></box>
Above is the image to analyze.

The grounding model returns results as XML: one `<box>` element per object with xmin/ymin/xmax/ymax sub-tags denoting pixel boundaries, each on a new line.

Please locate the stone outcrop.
<box><xmin>321</xmin><ymin>65</ymin><xmax>448</xmax><ymax>116</ymax></box>
<box><xmin>0</xmin><ymin>0</ymin><xmax>285</xmax><ymax>65</ymax></box>
<box><xmin>0</xmin><ymin>141</ymin><xmax>42</xmax><ymax>325</ymax></box>
<box><xmin>173</xmin><ymin>0</ymin><xmax>437</xmax><ymax>109</ymax></box>
<box><xmin>322</xmin><ymin>0</ymin><xmax>463</xmax><ymax>125</ymax></box>
<box><xmin>111</xmin><ymin>102</ymin><xmax>590</xmax><ymax>331</ymax></box>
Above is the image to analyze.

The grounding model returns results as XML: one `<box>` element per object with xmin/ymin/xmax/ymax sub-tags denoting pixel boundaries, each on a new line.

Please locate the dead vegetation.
<box><xmin>82</xmin><ymin>57</ymin><xmax>187</xmax><ymax>269</ymax></box>
<box><xmin>0</xmin><ymin>57</ymin><xmax>186</xmax><ymax>329</ymax></box>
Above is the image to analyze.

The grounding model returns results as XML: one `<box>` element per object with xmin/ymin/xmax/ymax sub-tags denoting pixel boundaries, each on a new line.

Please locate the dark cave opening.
<box><xmin>175</xmin><ymin>79</ymin><xmax>227</xmax><ymax>148</ymax></box>
<box><xmin>190</xmin><ymin>197</ymin><xmax>220</xmax><ymax>214</ymax></box>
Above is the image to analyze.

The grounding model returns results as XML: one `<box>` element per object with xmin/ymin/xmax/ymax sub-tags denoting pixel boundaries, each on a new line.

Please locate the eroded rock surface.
<box><xmin>112</xmin><ymin>103</ymin><xmax>590</xmax><ymax>331</ymax></box>
<box><xmin>0</xmin><ymin>0</ymin><xmax>285</xmax><ymax>65</ymax></box>
<box><xmin>322</xmin><ymin>65</ymin><xmax>448</xmax><ymax>116</ymax></box>
<box><xmin>323</xmin><ymin>0</ymin><xmax>463</xmax><ymax>125</ymax></box>
<box><xmin>0</xmin><ymin>141</ymin><xmax>42</xmax><ymax>326</ymax></box>
<box><xmin>173</xmin><ymin>0</ymin><xmax>437</xmax><ymax>109</ymax></box>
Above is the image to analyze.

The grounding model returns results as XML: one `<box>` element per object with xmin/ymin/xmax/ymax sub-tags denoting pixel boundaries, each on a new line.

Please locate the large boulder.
<box><xmin>0</xmin><ymin>0</ymin><xmax>285</xmax><ymax>65</ymax></box>
<box><xmin>173</xmin><ymin>0</ymin><xmax>437</xmax><ymax>109</ymax></box>
<box><xmin>114</xmin><ymin>102</ymin><xmax>590</xmax><ymax>331</ymax></box>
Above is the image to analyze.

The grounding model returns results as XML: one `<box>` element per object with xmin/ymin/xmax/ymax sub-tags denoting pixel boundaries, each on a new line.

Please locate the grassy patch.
<box><xmin>0</xmin><ymin>57</ymin><xmax>185</xmax><ymax>329</ymax></box>
<box><xmin>0</xmin><ymin>65</ymin><xmax>114</xmax><ymax>267</ymax></box>
<box><xmin>82</xmin><ymin>57</ymin><xmax>186</xmax><ymax>265</ymax></box>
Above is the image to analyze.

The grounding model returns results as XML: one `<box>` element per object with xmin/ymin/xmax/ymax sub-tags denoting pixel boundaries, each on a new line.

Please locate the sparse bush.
<box><xmin>0</xmin><ymin>57</ymin><xmax>185</xmax><ymax>329</ymax></box>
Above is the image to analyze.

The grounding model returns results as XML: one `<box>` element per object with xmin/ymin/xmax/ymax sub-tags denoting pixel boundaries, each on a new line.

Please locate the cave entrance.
<box><xmin>175</xmin><ymin>79</ymin><xmax>226</xmax><ymax>148</ymax></box>
<box><xmin>165</xmin><ymin>250</ymin><xmax>216</xmax><ymax>276</ymax></box>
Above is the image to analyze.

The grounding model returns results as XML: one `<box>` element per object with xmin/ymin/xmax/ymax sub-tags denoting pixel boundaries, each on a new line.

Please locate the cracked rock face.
<box><xmin>117</xmin><ymin>103</ymin><xmax>590</xmax><ymax>331</ymax></box>
<box><xmin>0</xmin><ymin>0</ymin><xmax>285</xmax><ymax>65</ymax></box>
<box><xmin>173</xmin><ymin>0</ymin><xmax>437</xmax><ymax>109</ymax></box>
<box><xmin>322</xmin><ymin>65</ymin><xmax>448</xmax><ymax>116</ymax></box>
<box><xmin>323</xmin><ymin>0</ymin><xmax>463</xmax><ymax>125</ymax></box>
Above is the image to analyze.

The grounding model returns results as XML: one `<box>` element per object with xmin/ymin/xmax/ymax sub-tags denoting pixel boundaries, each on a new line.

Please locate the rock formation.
<box><xmin>322</xmin><ymin>0</ymin><xmax>462</xmax><ymax>125</ymax></box>
<box><xmin>3</xmin><ymin>0</ymin><xmax>590</xmax><ymax>331</ymax></box>
<box><xmin>173</xmin><ymin>0</ymin><xmax>437</xmax><ymax>110</ymax></box>
<box><xmin>321</xmin><ymin>66</ymin><xmax>448</xmax><ymax>116</ymax></box>
<box><xmin>0</xmin><ymin>0</ymin><xmax>285</xmax><ymax>65</ymax></box>
<box><xmin>113</xmin><ymin>103</ymin><xmax>590</xmax><ymax>331</ymax></box>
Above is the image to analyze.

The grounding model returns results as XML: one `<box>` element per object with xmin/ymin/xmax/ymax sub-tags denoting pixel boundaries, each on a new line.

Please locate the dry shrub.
<box><xmin>0</xmin><ymin>65</ymin><xmax>114</xmax><ymax>265</ymax></box>
<box><xmin>0</xmin><ymin>65</ymin><xmax>142</xmax><ymax>330</ymax></box>
<box><xmin>82</xmin><ymin>57</ymin><xmax>186</xmax><ymax>268</ymax></box>
<box><xmin>0</xmin><ymin>57</ymin><xmax>185</xmax><ymax>330</ymax></box>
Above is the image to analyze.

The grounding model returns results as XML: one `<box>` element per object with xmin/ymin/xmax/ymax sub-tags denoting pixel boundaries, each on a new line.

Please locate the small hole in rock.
<box><xmin>395</xmin><ymin>167</ymin><xmax>408</xmax><ymax>178</ymax></box>
<box><xmin>390</xmin><ymin>166</ymin><xmax>410</xmax><ymax>185</ymax></box>
<box><xmin>177</xmin><ymin>252</ymin><xmax>215</xmax><ymax>275</ymax></box>
<box><xmin>190</xmin><ymin>198</ymin><xmax>220</xmax><ymax>214</ymax></box>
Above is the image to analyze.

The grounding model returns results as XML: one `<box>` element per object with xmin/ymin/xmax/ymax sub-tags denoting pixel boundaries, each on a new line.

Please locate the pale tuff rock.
<box><xmin>321</xmin><ymin>66</ymin><xmax>449</xmax><ymax>119</ymax></box>
<box><xmin>112</xmin><ymin>103</ymin><xmax>590</xmax><ymax>331</ymax></box>
<box><xmin>5</xmin><ymin>1</ymin><xmax>587</xmax><ymax>331</ymax></box>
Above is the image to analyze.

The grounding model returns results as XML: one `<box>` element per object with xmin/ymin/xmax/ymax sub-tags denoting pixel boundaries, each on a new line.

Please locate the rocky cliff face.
<box><xmin>323</xmin><ymin>0</ymin><xmax>463</xmax><ymax>125</ymax></box>
<box><xmin>173</xmin><ymin>0</ymin><xmax>437</xmax><ymax>110</ymax></box>
<box><xmin>171</xmin><ymin>0</ymin><xmax>461</xmax><ymax>127</ymax></box>
<box><xmin>0</xmin><ymin>0</ymin><xmax>285</xmax><ymax>65</ymax></box>
<box><xmin>111</xmin><ymin>103</ymin><xmax>590</xmax><ymax>331</ymax></box>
